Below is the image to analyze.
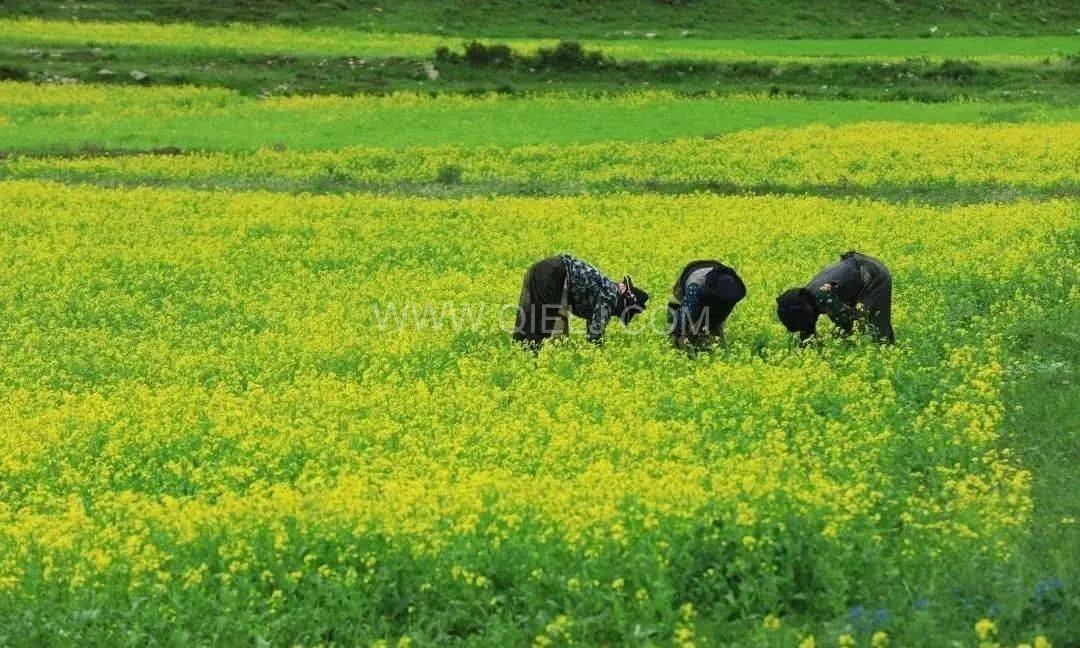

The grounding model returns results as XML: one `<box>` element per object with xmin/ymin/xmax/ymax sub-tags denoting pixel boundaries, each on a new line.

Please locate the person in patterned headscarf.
<box><xmin>668</xmin><ymin>260</ymin><xmax>747</xmax><ymax>350</ymax></box>
<box><xmin>776</xmin><ymin>251</ymin><xmax>894</xmax><ymax>344</ymax></box>
<box><xmin>513</xmin><ymin>254</ymin><xmax>649</xmax><ymax>349</ymax></box>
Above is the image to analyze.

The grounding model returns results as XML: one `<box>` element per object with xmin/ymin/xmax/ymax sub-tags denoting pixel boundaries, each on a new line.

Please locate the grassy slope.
<box><xmin>5</xmin><ymin>41</ymin><xmax>1078</xmax><ymax>104</ymax></box>
<box><xmin>3</xmin><ymin>88</ymin><xmax>1079</xmax><ymax>153</ymax></box>
<box><xmin>2</xmin><ymin>0</ymin><xmax>1078</xmax><ymax>39</ymax></box>
<box><xmin>1</xmin><ymin>14</ymin><xmax>1074</xmax><ymax>103</ymax></box>
<box><xmin>1</xmin><ymin>19</ymin><xmax>1077</xmax><ymax>61</ymax></box>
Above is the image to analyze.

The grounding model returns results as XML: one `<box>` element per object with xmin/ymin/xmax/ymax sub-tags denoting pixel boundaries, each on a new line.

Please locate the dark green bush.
<box><xmin>433</xmin><ymin>46</ymin><xmax>459</xmax><ymax>63</ymax></box>
<box><xmin>931</xmin><ymin>59</ymin><xmax>980</xmax><ymax>83</ymax></box>
<box><xmin>0</xmin><ymin>65</ymin><xmax>28</xmax><ymax>81</ymax></box>
<box><xmin>435</xmin><ymin>164</ymin><xmax>463</xmax><ymax>184</ymax></box>
<box><xmin>463</xmin><ymin>41</ymin><xmax>515</xmax><ymax>68</ymax></box>
<box><xmin>534</xmin><ymin>41</ymin><xmax>606</xmax><ymax>70</ymax></box>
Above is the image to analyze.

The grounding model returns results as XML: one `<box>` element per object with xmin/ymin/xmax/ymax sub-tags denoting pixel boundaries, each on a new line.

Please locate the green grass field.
<box><xmin>2</xmin><ymin>11</ymin><xmax>1075</xmax><ymax>101</ymax></box>
<box><xmin>0</xmin><ymin>3</ymin><xmax>1077</xmax><ymax>646</ymax></box>
<box><xmin>3</xmin><ymin>85</ymin><xmax>1080</xmax><ymax>153</ymax></box>
<box><xmin>2</xmin><ymin>19</ymin><xmax>1077</xmax><ymax>61</ymax></box>
<box><xmin>2</xmin><ymin>0</ymin><xmax>1078</xmax><ymax>39</ymax></box>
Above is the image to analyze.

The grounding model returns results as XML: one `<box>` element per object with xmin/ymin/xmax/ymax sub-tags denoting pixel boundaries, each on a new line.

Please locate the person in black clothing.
<box><xmin>776</xmin><ymin>251</ymin><xmax>895</xmax><ymax>344</ymax></box>
<box><xmin>513</xmin><ymin>254</ymin><xmax>649</xmax><ymax>349</ymax></box>
<box><xmin>668</xmin><ymin>260</ymin><xmax>747</xmax><ymax>349</ymax></box>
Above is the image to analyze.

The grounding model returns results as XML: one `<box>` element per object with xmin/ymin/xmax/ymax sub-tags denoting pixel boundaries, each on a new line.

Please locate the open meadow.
<box><xmin>0</xmin><ymin>2</ymin><xmax>1077</xmax><ymax>646</ymax></box>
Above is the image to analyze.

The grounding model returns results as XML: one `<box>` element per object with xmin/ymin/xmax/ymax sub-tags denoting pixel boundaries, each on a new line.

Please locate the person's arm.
<box><xmin>816</xmin><ymin>284</ymin><xmax>857</xmax><ymax>333</ymax></box>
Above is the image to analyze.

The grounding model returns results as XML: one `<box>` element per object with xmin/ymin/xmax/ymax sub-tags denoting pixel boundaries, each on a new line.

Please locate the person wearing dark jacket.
<box><xmin>513</xmin><ymin>254</ymin><xmax>649</xmax><ymax>349</ymax></box>
<box><xmin>776</xmin><ymin>251</ymin><xmax>894</xmax><ymax>344</ymax></box>
<box><xmin>668</xmin><ymin>260</ymin><xmax>747</xmax><ymax>349</ymax></box>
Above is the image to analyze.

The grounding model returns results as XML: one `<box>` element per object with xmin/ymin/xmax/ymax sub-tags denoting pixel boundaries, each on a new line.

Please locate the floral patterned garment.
<box><xmin>672</xmin><ymin>282</ymin><xmax>703</xmax><ymax>337</ymax></box>
<box><xmin>558</xmin><ymin>254</ymin><xmax>619</xmax><ymax>340</ymax></box>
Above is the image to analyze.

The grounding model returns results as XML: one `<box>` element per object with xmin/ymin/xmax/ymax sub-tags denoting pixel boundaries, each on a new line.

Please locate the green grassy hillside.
<box><xmin>2</xmin><ymin>0</ymin><xmax>1078</xmax><ymax>38</ymax></box>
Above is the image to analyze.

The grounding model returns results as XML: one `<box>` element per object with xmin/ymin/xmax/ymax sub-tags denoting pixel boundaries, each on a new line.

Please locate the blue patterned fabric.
<box><xmin>672</xmin><ymin>282</ymin><xmax>702</xmax><ymax>337</ymax></box>
<box><xmin>559</xmin><ymin>254</ymin><xmax>619</xmax><ymax>340</ymax></box>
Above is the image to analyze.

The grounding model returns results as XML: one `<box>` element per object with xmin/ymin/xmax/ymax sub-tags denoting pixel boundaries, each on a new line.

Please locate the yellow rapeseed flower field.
<box><xmin>0</xmin><ymin>176</ymin><xmax>1075</xmax><ymax>643</ymax></box>
<box><xmin>4</xmin><ymin>122</ymin><xmax>1078</xmax><ymax>191</ymax></box>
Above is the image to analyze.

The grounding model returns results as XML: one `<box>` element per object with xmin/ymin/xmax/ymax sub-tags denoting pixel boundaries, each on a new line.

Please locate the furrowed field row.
<box><xmin>3</xmin><ymin>123</ymin><xmax>1076</xmax><ymax>198</ymax></box>
<box><xmin>4</xmin><ymin>83</ymin><xmax>1080</xmax><ymax>152</ymax></box>
<box><xmin>2</xmin><ymin>19</ymin><xmax>1078</xmax><ymax>62</ymax></box>
<box><xmin>0</xmin><ymin>180</ymin><xmax>1075</xmax><ymax>643</ymax></box>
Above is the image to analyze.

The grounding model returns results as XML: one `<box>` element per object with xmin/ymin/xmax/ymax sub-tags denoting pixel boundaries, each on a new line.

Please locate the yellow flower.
<box><xmin>798</xmin><ymin>636</ymin><xmax>816</xmax><ymax>648</ymax></box>
<box><xmin>871</xmin><ymin>630</ymin><xmax>888</xmax><ymax>647</ymax></box>
<box><xmin>975</xmin><ymin>618</ymin><xmax>997</xmax><ymax>640</ymax></box>
<box><xmin>762</xmin><ymin>614</ymin><xmax>780</xmax><ymax>630</ymax></box>
<box><xmin>839</xmin><ymin>633</ymin><xmax>856</xmax><ymax>647</ymax></box>
<box><xmin>679</xmin><ymin>603</ymin><xmax>696</xmax><ymax>622</ymax></box>
<box><xmin>1034</xmin><ymin>636</ymin><xmax>1051</xmax><ymax>648</ymax></box>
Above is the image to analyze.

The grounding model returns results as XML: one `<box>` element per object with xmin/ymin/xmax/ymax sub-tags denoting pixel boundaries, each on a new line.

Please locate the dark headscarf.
<box><xmin>776</xmin><ymin>287</ymin><xmax>818</xmax><ymax>340</ymax></box>
<box><xmin>617</xmin><ymin>275</ymin><xmax>649</xmax><ymax>325</ymax></box>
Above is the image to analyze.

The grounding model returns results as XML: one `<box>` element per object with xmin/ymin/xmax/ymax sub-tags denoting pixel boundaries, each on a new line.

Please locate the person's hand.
<box><xmin>820</xmin><ymin>283</ymin><xmax>834</xmax><ymax>292</ymax></box>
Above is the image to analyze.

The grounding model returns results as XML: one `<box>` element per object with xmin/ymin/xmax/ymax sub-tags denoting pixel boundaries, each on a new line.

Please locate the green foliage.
<box><xmin>534</xmin><ymin>40</ymin><xmax>607</xmax><ymax>70</ymax></box>
<box><xmin>930</xmin><ymin>59</ymin><xmax>982</xmax><ymax>83</ymax></box>
<box><xmin>463</xmin><ymin>41</ymin><xmax>515</xmax><ymax>68</ymax></box>
<box><xmin>435</xmin><ymin>163</ymin><xmax>464</xmax><ymax>184</ymax></box>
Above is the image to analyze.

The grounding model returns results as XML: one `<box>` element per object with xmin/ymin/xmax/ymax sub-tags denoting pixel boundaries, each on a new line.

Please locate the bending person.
<box><xmin>776</xmin><ymin>251</ymin><xmax>894</xmax><ymax>344</ymax></box>
<box><xmin>669</xmin><ymin>260</ymin><xmax>747</xmax><ymax>349</ymax></box>
<box><xmin>513</xmin><ymin>254</ymin><xmax>649</xmax><ymax>349</ymax></box>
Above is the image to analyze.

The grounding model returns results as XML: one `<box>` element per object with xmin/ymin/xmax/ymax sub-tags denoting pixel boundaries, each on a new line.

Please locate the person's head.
<box><xmin>617</xmin><ymin>276</ymin><xmax>649</xmax><ymax>325</ymax></box>
<box><xmin>699</xmin><ymin>268</ymin><xmax>747</xmax><ymax>324</ymax></box>
<box><xmin>776</xmin><ymin>287</ymin><xmax>818</xmax><ymax>341</ymax></box>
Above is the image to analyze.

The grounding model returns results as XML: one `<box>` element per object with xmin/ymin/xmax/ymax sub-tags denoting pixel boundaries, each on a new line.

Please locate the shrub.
<box><xmin>0</xmin><ymin>65</ymin><xmax>28</xmax><ymax>81</ymax></box>
<box><xmin>463</xmin><ymin>41</ymin><xmax>515</xmax><ymax>68</ymax></box>
<box><xmin>433</xmin><ymin>46</ymin><xmax>460</xmax><ymax>64</ymax></box>
<box><xmin>931</xmin><ymin>59</ymin><xmax>980</xmax><ymax>83</ymax></box>
<box><xmin>435</xmin><ymin>164</ymin><xmax>463</xmax><ymax>184</ymax></box>
<box><xmin>534</xmin><ymin>41</ymin><xmax>606</xmax><ymax>70</ymax></box>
